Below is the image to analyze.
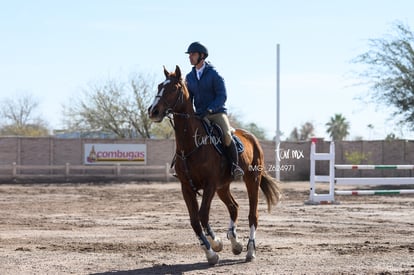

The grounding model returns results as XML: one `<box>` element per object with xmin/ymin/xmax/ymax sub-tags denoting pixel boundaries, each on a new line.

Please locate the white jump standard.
<box><xmin>307</xmin><ymin>142</ymin><xmax>414</xmax><ymax>204</ymax></box>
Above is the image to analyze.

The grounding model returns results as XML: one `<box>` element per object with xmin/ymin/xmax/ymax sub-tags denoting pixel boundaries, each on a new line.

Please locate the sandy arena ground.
<box><xmin>0</xmin><ymin>181</ymin><xmax>413</xmax><ymax>274</ymax></box>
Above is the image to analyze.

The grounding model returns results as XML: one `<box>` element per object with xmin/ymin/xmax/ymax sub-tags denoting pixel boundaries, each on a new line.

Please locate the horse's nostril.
<box><xmin>148</xmin><ymin>106</ymin><xmax>159</xmax><ymax>117</ymax></box>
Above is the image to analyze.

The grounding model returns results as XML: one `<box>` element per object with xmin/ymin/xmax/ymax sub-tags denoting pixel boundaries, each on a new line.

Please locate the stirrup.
<box><xmin>232</xmin><ymin>164</ymin><xmax>244</xmax><ymax>180</ymax></box>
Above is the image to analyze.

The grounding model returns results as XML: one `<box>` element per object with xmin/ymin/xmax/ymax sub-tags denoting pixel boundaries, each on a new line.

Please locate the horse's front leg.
<box><xmin>198</xmin><ymin>230</ymin><xmax>219</xmax><ymax>265</ymax></box>
<box><xmin>203</xmin><ymin>224</ymin><xmax>223</xmax><ymax>252</ymax></box>
<box><xmin>199</xmin><ymin>184</ymin><xmax>223</xmax><ymax>253</ymax></box>
<box><xmin>181</xmin><ymin>183</ymin><xmax>219</xmax><ymax>265</ymax></box>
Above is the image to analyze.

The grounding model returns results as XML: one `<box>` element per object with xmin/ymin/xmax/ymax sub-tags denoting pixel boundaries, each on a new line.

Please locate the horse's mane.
<box><xmin>179</xmin><ymin>78</ymin><xmax>190</xmax><ymax>100</ymax></box>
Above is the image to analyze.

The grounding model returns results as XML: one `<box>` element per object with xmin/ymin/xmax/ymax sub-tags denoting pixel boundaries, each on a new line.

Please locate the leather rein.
<box><xmin>162</xmin><ymin>80</ymin><xmax>203</xmax><ymax>195</ymax></box>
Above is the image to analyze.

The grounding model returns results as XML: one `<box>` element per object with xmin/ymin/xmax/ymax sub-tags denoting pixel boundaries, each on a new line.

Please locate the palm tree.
<box><xmin>326</xmin><ymin>114</ymin><xmax>350</xmax><ymax>141</ymax></box>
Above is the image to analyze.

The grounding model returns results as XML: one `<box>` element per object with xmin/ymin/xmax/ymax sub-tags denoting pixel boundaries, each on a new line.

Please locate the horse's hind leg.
<box><xmin>217</xmin><ymin>185</ymin><xmax>243</xmax><ymax>255</ymax></box>
<box><xmin>244</xmin><ymin>174</ymin><xmax>261</xmax><ymax>262</ymax></box>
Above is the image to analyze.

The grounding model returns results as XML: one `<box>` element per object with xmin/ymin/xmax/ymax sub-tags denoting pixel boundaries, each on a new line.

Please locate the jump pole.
<box><xmin>335</xmin><ymin>189</ymin><xmax>414</xmax><ymax>196</ymax></box>
<box><xmin>335</xmin><ymin>164</ymin><xmax>414</xmax><ymax>170</ymax></box>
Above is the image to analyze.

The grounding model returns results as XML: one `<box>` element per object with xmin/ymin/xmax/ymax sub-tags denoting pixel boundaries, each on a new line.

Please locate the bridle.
<box><xmin>156</xmin><ymin>77</ymin><xmax>202</xmax><ymax>195</ymax></box>
<box><xmin>156</xmin><ymin>78</ymin><xmax>201</xmax><ymax>121</ymax></box>
<box><xmin>155</xmin><ymin>78</ymin><xmax>187</xmax><ymax>118</ymax></box>
<box><xmin>157</xmin><ymin>89</ymin><xmax>182</xmax><ymax>117</ymax></box>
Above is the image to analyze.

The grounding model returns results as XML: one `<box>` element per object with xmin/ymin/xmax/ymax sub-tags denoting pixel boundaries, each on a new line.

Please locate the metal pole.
<box><xmin>275</xmin><ymin>44</ymin><xmax>281</xmax><ymax>180</ymax></box>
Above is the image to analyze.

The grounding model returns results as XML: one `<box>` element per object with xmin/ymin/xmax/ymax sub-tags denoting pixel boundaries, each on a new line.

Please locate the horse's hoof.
<box><xmin>207</xmin><ymin>253</ymin><xmax>219</xmax><ymax>265</ymax></box>
<box><xmin>232</xmin><ymin>241</ymin><xmax>243</xmax><ymax>255</ymax></box>
<box><xmin>245</xmin><ymin>253</ymin><xmax>256</xmax><ymax>262</ymax></box>
<box><xmin>207</xmin><ymin>236</ymin><xmax>223</xmax><ymax>252</ymax></box>
<box><xmin>212</xmin><ymin>240</ymin><xmax>223</xmax><ymax>252</ymax></box>
<box><xmin>227</xmin><ymin>229</ymin><xmax>243</xmax><ymax>255</ymax></box>
<box><xmin>203</xmin><ymin>245</ymin><xmax>219</xmax><ymax>265</ymax></box>
<box><xmin>245</xmin><ymin>239</ymin><xmax>256</xmax><ymax>262</ymax></box>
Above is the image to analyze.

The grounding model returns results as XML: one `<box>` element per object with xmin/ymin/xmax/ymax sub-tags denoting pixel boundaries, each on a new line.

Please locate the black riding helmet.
<box><xmin>185</xmin><ymin>42</ymin><xmax>209</xmax><ymax>59</ymax></box>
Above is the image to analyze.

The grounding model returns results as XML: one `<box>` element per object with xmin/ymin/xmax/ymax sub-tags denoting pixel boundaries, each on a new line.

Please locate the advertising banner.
<box><xmin>84</xmin><ymin>144</ymin><xmax>146</xmax><ymax>165</ymax></box>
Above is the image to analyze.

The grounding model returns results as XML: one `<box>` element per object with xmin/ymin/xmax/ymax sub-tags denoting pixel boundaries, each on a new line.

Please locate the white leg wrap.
<box><xmin>249</xmin><ymin>225</ymin><xmax>256</xmax><ymax>240</ymax></box>
<box><xmin>246</xmin><ymin>225</ymin><xmax>256</xmax><ymax>261</ymax></box>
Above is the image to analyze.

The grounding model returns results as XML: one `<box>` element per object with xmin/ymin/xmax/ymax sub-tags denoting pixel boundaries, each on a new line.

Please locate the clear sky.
<box><xmin>1</xmin><ymin>0</ymin><xmax>414</xmax><ymax>140</ymax></box>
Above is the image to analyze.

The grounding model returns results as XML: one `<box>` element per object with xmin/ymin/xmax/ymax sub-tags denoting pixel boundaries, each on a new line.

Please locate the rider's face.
<box><xmin>188</xmin><ymin>52</ymin><xmax>204</xmax><ymax>67</ymax></box>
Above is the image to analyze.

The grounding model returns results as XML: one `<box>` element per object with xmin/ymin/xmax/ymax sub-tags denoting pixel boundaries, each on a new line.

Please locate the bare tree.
<box><xmin>0</xmin><ymin>93</ymin><xmax>49</xmax><ymax>136</ymax></box>
<box><xmin>287</xmin><ymin>127</ymin><xmax>300</xmax><ymax>141</ymax></box>
<box><xmin>287</xmin><ymin>122</ymin><xmax>315</xmax><ymax>141</ymax></box>
<box><xmin>62</xmin><ymin>72</ymin><xmax>170</xmax><ymax>138</ymax></box>
<box><xmin>299</xmin><ymin>122</ymin><xmax>315</xmax><ymax>140</ymax></box>
<box><xmin>353</xmin><ymin>21</ymin><xmax>414</xmax><ymax>130</ymax></box>
<box><xmin>127</xmin><ymin>73</ymin><xmax>157</xmax><ymax>138</ymax></box>
<box><xmin>228</xmin><ymin>112</ymin><xmax>269</xmax><ymax>140</ymax></box>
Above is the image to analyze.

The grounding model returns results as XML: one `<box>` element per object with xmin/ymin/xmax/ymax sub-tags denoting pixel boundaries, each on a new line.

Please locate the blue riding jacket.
<box><xmin>185</xmin><ymin>62</ymin><xmax>227</xmax><ymax>116</ymax></box>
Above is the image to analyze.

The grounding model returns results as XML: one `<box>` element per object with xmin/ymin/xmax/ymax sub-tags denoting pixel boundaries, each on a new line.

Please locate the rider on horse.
<box><xmin>185</xmin><ymin>41</ymin><xmax>244</xmax><ymax>180</ymax></box>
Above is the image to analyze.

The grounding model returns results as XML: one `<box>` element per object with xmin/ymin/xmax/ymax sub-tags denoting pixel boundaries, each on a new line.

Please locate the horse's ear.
<box><xmin>175</xmin><ymin>65</ymin><xmax>181</xmax><ymax>79</ymax></box>
<box><xmin>163</xmin><ymin>66</ymin><xmax>169</xmax><ymax>78</ymax></box>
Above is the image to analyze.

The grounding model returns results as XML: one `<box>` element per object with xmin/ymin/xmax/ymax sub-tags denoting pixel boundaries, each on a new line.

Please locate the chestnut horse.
<box><xmin>148</xmin><ymin>65</ymin><xmax>281</xmax><ymax>265</ymax></box>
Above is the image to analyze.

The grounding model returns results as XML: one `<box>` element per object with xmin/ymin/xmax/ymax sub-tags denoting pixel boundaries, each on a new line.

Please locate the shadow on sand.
<box><xmin>91</xmin><ymin>258</ymin><xmax>247</xmax><ymax>275</ymax></box>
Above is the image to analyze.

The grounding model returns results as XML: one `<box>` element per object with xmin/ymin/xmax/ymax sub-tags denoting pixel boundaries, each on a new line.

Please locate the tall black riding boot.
<box><xmin>226</xmin><ymin>140</ymin><xmax>244</xmax><ymax>181</ymax></box>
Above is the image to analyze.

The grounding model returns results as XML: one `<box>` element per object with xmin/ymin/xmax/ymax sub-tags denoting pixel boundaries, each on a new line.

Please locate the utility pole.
<box><xmin>275</xmin><ymin>44</ymin><xmax>281</xmax><ymax>180</ymax></box>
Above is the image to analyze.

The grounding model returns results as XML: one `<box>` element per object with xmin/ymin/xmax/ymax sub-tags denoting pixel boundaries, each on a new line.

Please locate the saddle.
<box><xmin>200</xmin><ymin>118</ymin><xmax>244</xmax><ymax>155</ymax></box>
<box><xmin>170</xmin><ymin>118</ymin><xmax>245</xmax><ymax>176</ymax></box>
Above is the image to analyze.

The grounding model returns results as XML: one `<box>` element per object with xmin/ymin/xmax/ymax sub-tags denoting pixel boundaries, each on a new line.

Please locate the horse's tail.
<box><xmin>260</xmin><ymin>172</ymin><xmax>282</xmax><ymax>213</ymax></box>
